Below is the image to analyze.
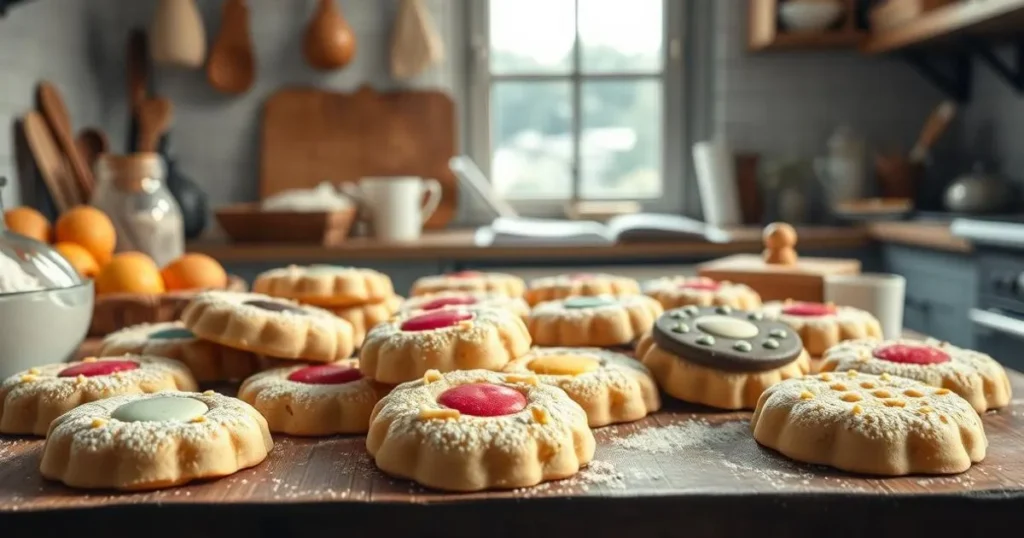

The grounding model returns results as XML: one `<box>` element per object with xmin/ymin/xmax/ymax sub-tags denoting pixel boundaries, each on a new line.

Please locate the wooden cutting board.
<box><xmin>260</xmin><ymin>86</ymin><xmax>457</xmax><ymax>229</ymax></box>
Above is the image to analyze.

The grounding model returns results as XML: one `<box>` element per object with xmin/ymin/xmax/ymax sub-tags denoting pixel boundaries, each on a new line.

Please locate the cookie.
<box><xmin>637</xmin><ymin>306</ymin><xmax>811</xmax><ymax>410</ymax></box>
<box><xmin>642</xmin><ymin>276</ymin><xmax>762</xmax><ymax>310</ymax></box>
<box><xmin>399</xmin><ymin>291</ymin><xmax>530</xmax><ymax>319</ymax></box>
<box><xmin>328</xmin><ymin>295</ymin><xmax>404</xmax><ymax>348</ymax></box>
<box><xmin>0</xmin><ymin>356</ymin><xmax>197</xmax><ymax>436</ymax></box>
<box><xmin>40</xmin><ymin>391</ymin><xmax>273</xmax><ymax>490</ymax></box>
<box><xmin>758</xmin><ymin>300</ymin><xmax>883</xmax><ymax>357</ymax></box>
<box><xmin>252</xmin><ymin>265</ymin><xmax>394</xmax><ymax>307</ymax></box>
<box><xmin>359</xmin><ymin>307</ymin><xmax>531</xmax><ymax>384</ymax></box>
<box><xmin>820</xmin><ymin>338</ymin><xmax>1012</xmax><ymax>412</ymax></box>
<box><xmin>99</xmin><ymin>322</ymin><xmax>264</xmax><ymax>383</ymax></box>
<box><xmin>366</xmin><ymin>369</ymin><xmax>594</xmax><ymax>492</ymax></box>
<box><xmin>525</xmin><ymin>273</ymin><xmax>641</xmax><ymax>305</ymax></box>
<box><xmin>526</xmin><ymin>295</ymin><xmax>663</xmax><ymax>348</ymax></box>
<box><xmin>239</xmin><ymin>359</ymin><xmax>388</xmax><ymax>436</ymax></box>
<box><xmin>181</xmin><ymin>291</ymin><xmax>355</xmax><ymax>363</ymax></box>
<box><xmin>751</xmin><ymin>371</ymin><xmax>986</xmax><ymax>476</ymax></box>
<box><xmin>410</xmin><ymin>271</ymin><xmax>525</xmax><ymax>298</ymax></box>
<box><xmin>504</xmin><ymin>347</ymin><xmax>660</xmax><ymax>426</ymax></box>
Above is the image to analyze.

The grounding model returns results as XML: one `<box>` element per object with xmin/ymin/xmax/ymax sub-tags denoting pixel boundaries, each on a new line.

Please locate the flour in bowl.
<box><xmin>0</xmin><ymin>253</ymin><xmax>42</xmax><ymax>293</ymax></box>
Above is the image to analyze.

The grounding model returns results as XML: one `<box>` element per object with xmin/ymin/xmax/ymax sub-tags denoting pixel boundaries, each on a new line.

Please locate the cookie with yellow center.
<box><xmin>399</xmin><ymin>291</ymin><xmax>529</xmax><ymax>319</ymax></box>
<box><xmin>359</xmin><ymin>306</ymin><xmax>532</xmax><ymax>384</ymax></box>
<box><xmin>751</xmin><ymin>371</ymin><xmax>986</xmax><ymax>476</ymax></box>
<box><xmin>0</xmin><ymin>355</ymin><xmax>197</xmax><ymax>436</ymax></box>
<box><xmin>504</xmin><ymin>347</ymin><xmax>660</xmax><ymax>427</ymax></box>
<box><xmin>637</xmin><ymin>305</ymin><xmax>811</xmax><ymax>410</ymax></box>
<box><xmin>326</xmin><ymin>295</ymin><xmax>404</xmax><ymax>348</ymax></box>
<box><xmin>40</xmin><ymin>391</ymin><xmax>273</xmax><ymax>490</ymax></box>
<box><xmin>525</xmin><ymin>272</ymin><xmax>640</xmax><ymax>305</ymax></box>
<box><xmin>819</xmin><ymin>338</ymin><xmax>1011</xmax><ymax>412</ymax></box>
<box><xmin>526</xmin><ymin>294</ymin><xmax>663</xmax><ymax>348</ymax></box>
<box><xmin>366</xmin><ymin>369</ymin><xmax>594</xmax><ymax>492</ymax></box>
<box><xmin>642</xmin><ymin>276</ymin><xmax>762</xmax><ymax>310</ymax></box>
<box><xmin>410</xmin><ymin>270</ymin><xmax>525</xmax><ymax>298</ymax></box>
<box><xmin>252</xmin><ymin>265</ymin><xmax>395</xmax><ymax>307</ymax></box>
<box><xmin>239</xmin><ymin>359</ymin><xmax>390</xmax><ymax>436</ymax></box>
<box><xmin>757</xmin><ymin>300</ymin><xmax>883</xmax><ymax>358</ymax></box>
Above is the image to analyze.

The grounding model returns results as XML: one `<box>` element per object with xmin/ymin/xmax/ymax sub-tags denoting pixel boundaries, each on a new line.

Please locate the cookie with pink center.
<box><xmin>358</xmin><ymin>307</ymin><xmax>532</xmax><ymax>384</ymax></box>
<box><xmin>525</xmin><ymin>273</ymin><xmax>640</xmax><ymax>305</ymax></box>
<box><xmin>643</xmin><ymin>276</ymin><xmax>762</xmax><ymax>310</ymax></box>
<box><xmin>410</xmin><ymin>271</ymin><xmax>525</xmax><ymax>298</ymax></box>
<box><xmin>366</xmin><ymin>369</ymin><xmax>594</xmax><ymax>491</ymax></box>
<box><xmin>239</xmin><ymin>359</ymin><xmax>389</xmax><ymax>435</ymax></box>
<box><xmin>399</xmin><ymin>291</ymin><xmax>529</xmax><ymax>319</ymax></box>
<box><xmin>526</xmin><ymin>294</ymin><xmax>663</xmax><ymax>348</ymax></box>
<box><xmin>820</xmin><ymin>338</ymin><xmax>1011</xmax><ymax>412</ymax></box>
<box><xmin>0</xmin><ymin>355</ymin><xmax>197</xmax><ymax>436</ymax></box>
<box><xmin>758</xmin><ymin>300</ymin><xmax>883</xmax><ymax>358</ymax></box>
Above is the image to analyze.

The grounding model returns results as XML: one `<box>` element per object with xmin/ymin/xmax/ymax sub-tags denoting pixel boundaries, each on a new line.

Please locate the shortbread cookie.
<box><xmin>99</xmin><ymin>322</ymin><xmax>263</xmax><ymax>383</ymax></box>
<box><xmin>643</xmin><ymin>276</ymin><xmax>762</xmax><ymax>310</ymax></box>
<box><xmin>637</xmin><ymin>306</ymin><xmax>811</xmax><ymax>410</ymax></box>
<box><xmin>526</xmin><ymin>295</ymin><xmax>663</xmax><ymax>348</ymax></box>
<box><xmin>239</xmin><ymin>359</ymin><xmax>388</xmax><ymax>436</ymax></box>
<box><xmin>410</xmin><ymin>271</ymin><xmax>525</xmax><ymax>298</ymax></box>
<box><xmin>40</xmin><ymin>391</ymin><xmax>273</xmax><ymax>490</ymax></box>
<box><xmin>759</xmin><ymin>300</ymin><xmax>883</xmax><ymax>357</ymax></box>
<box><xmin>0</xmin><ymin>356</ymin><xmax>197</xmax><ymax>436</ymax></box>
<box><xmin>359</xmin><ymin>307</ymin><xmax>531</xmax><ymax>384</ymax></box>
<box><xmin>399</xmin><ymin>291</ymin><xmax>529</xmax><ymax>319</ymax></box>
<box><xmin>367</xmin><ymin>369</ymin><xmax>594</xmax><ymax>491</ymax></box>
<box><xmin>253</xmin><ymin>265</ymin><xmax>394</xmax><ymax>307</ymax></box>
<box><xmin>525</xmin><ymin>273</ymin><xmax>640</xmax><ymax>305</ymax></box>
<box><xmin>751</xmin><ymin>371</ymin><xmax>986</xmax><ymax>476</ymax></box>
<box><xmin>504</xmin><ymin>347</ymin><xmax>660</xmax><ymax>426</ymax></box>
<box><xmin>181</xmin><ymin>291</ymin><xmax>355</xmax><ymax>363</ymax></box>
<box><xmin>329</xmin><ymin>295</ymin><xmax>404</xmax><ymax>348</ymax></box>
<box><xmin>820</xmin><ymin>338</ymin><xmax>1012</xmax><ymax>412</ymax></box>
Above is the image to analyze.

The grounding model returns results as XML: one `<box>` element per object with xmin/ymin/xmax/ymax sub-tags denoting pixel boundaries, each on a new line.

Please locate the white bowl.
<box><xmin>779</xmin><ymin>1</ymin><xmax>844</xmax><ymax>32</ymax></box>
<box><xmin>0</xmin><ymin>281</ymin><xmax>93</xmax><ymax>379</ymax></box>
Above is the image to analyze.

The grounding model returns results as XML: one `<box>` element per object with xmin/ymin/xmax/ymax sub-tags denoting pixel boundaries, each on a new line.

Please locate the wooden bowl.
<box><xmin>215</xmin><ymin>203</ymin><xmax>356</xmax><ymax>244</ymax></box>
<box><xmin>88</xmin><ymin>275</ymin><xmax>247</xmax><ymax>338</ymax></box>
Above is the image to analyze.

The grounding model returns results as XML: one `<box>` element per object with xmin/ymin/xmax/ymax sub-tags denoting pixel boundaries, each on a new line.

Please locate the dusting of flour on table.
<box><xmin>611</xmin><ymin>419</ymin><xmax>749</xmax><ymax>454</ymax></box>
<box><xmin>0</xmin><ymin>253</ymin><xmax>42</xmax><ymax>293</ymax></box>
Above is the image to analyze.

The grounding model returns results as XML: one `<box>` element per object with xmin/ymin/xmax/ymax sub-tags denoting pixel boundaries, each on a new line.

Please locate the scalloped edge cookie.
<box><xmin>253</xmin><ymin>265</ymin><xmax>394</xmax><ymax>307</ymax></box>
<box><xmin>328</xmin><ymin>295</ymin><xmax>404</xmax><ymax>348</ymax></box>
<box><xmin>410</xmin><ymin>271</ymin><xmax>526</xmax><ymax>298</ymax></box>
<box><xmin>525</xmin><ymin>273</ymin><xmax>640</xmax><ymax>305</ymax></box>
<box><xmin>526</xmin><ymin>295</ymin><xmax>663</xmax><ymax>348</ymax></box>
<box><xmin>758</xmin><ymin>300</ymin><xmax>883</xmax><ymax>357</ymax></box>
<box><xmin>399</xmin><ymin>291</ymin><xmax>530</xmax><ymax>319</ymax></box>
<box><xmin>642</xmin><ymin>276</ymin><xmax>762</xmax><ymax>310</ymax></box>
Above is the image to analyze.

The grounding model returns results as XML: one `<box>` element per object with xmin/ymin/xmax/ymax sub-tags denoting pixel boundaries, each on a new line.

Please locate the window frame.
<box><xmin>466</xmin><ymin>0</ymin><xmax>687</xmax><ymax>217</ymax></box>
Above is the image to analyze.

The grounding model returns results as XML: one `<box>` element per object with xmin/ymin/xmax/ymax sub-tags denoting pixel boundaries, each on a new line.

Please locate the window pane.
<box><xmin>491</xmin><ymin>81</ymin><xmax>574</xmax><ymax>200</ymax></box>
<box><xmin>489</xmin><ymin>0</ymin><xmax>575</xmax><ymax>74</ymax></box>
<box><xmin>579</xmin><ymin>0</ymin><xmax>663</xmax><ymax>73</ymax></box>
<box><xmin>580</xmin><ymin>79</ymin><xmax>662</xmax><ymax>199</ymax></box>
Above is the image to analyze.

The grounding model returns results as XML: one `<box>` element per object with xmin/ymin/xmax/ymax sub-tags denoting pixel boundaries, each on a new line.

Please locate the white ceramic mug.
<box><xmin>348</xmin><ymin>176</ymin><xmax>442</xmax><ymax>241</ymax></box>
<box><xmin>824</xmin><ymin>273</ymin><xmax>907</xmax><ymax>340</ymax></box>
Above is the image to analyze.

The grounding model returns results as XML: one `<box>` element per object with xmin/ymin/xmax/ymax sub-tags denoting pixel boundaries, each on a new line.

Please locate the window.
<box><xmin>468</xmin><ymin>0</ymin><xmax>684</xmax><ymax>213</ymax></box>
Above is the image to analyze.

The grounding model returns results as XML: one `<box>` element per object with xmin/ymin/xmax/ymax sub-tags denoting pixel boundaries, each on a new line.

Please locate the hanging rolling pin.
<box><xmin>303</xmin><ymin>0</ymin><xmax>356</xmax><ymax>70</ymax></box>
<box><xmin>150</xmin><ymin>0</ymin><xmax>207</xmax><ymax>69</ymax></box>
<box><xmin>390</xmin><ymin>0</ymin><xmax>444</xmax><ymax>80</ymax></box>
<box><xmin>206</xmin><ymin>0</ymin><xmax>255</xmax><ymax>94</ymax></box>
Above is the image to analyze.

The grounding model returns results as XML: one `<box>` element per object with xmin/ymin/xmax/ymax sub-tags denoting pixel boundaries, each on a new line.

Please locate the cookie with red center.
<box><xmin>366</xmin><ymin>369</ymin><xmax>594</xmax><ymax>492</ymax></box>
<box><xmin>503</xmin><ymin>347</ymin><xmax>660</xmax><ymax>426</ymax></box>
<box><xmin>526</xmin><ymin>294</ymin><xmax>663</xmax><ymax>348</ymax></box>
<box><xmin>358</xmin><ymin>306</ymin><xmax>531</xmax><ymax>384</ymax></box>
<box><xmin>410</xmin><ymin>271</ymin><xmax>525</xmax><ymax>298</ymax></box>
<box><xmin>400</xmin><ymin>291</ymin><xmax>530</xmax><ymax>319</ymax></box>
<box><xmin>181</xmin><ymin>291</ymin><xmax>355</xmax><ymax>363</ymax></box>
<box><xmin>525</xmin><ymin>273</ymin><xmax>640</xmax><ymax>305</ymax></box>
<box><xmin>239</xmin><ymin>359</ymin><xmax>389</xmax><ymax>435</ymax></box>
<box><xmin>751</xmin><ymin>371</ymin><xmax>986</xmax><ymax>476</ymax></box>
<box><xmin>326</xmin><ymin>295</ymin><xmax>404</xmax><ymax>348</ymax></box>
<box><xmin>642</xmin><ymin>276</ymin><xmax>762</xmax><ymax>310</ymax></box>
<box><xmin>820</xmin><ymin>338</ymin><xmax>1012</xmax><ymax>412</ymax></box>
<box><xmin>757</xmin><ymin>300</ymin><xmax>883</xmax><ymax>358</ymax></box>
<box><xmin>252</xmin><ymin>265</ymin><xmax>395</xmax><ymax>307</ymax></box>
<box><xmin>0</xmin><ymin>355</ymin><xmax>197</xmax><ymax>436</ymax></box>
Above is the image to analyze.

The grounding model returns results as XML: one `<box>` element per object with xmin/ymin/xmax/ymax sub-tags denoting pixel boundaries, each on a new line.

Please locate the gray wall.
<box><xmin>963</xmin><ymin>48</ymin><xmax>1024</xmax><ymax>181</ymax></box>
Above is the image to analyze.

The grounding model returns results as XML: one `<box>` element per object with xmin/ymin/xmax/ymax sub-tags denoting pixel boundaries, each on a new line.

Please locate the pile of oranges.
<box><xmin>4</xmin><ymin>206</ymin><xmax>227</xmax><ymax>296</ymax></box>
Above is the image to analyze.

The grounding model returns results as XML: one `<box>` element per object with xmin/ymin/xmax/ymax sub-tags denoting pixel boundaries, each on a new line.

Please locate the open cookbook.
<box><xmin>474</xmin><ymin>214</ymin><xmax>732</xmax><ymax>246</ymax></box>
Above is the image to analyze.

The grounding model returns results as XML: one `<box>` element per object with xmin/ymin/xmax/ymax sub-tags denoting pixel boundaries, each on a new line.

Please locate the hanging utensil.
<box><xmin>207</xmin><ymin>0</ymin><xmax>255</xmax><ymax>94</ymax></box>
<box><xmin>390</xmin><ymin>0</ymin><xmax>444</xmax><ymax>80</ymax></box>
<box><xmin>22</xmin><ymin>112</ymin><xmax>81</xmax><ymax>211</ymax></box>
<box><xmin>126</xmin><ymin>29</ymin><xmax>150</xmax><ymax>153</ymax></box>
<box><xmin>35</xmin><ymin>82</ymin><xmax>93</xmax><ymax>201</ymax></box>
<box><xmin>303</xmin><ymin>0</ymin><xmax>356</xmax><ymax>70</ymax></box>
<box><xmin>136</xmin><ymin>98</ymin><xmax>174</xmax><ymax>153</ymax></box>
<box><xmin>909</xmin><ymin>101</ymin><xmax>956</xmax><ymax>164</ymax></box>
<box><xmin>75</xmin><ymin>128</ymin><xmax>109</xmax><ymax>172</ymax></box>
<box><xmin>150</xmin><ymin>0</ymin><xmax>207</xmax><ymax>69</ymax></box>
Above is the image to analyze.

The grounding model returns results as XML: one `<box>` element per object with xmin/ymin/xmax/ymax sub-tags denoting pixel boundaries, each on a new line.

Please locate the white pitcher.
<box><xmin>344</xmin><ymin>177</ymin><xmax>442</xmax><ymax>241</ymax></box>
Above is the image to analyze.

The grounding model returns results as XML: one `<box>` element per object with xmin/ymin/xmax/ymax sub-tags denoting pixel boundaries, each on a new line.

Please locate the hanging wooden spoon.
<box><xmin>136</xmin><ymin>97</ymin><xmax>174</xmax><ymax>152</ymax></box>
<box><xmin>22</xmin><ymin>112</ymin><xmax>81</xmax><ymax>211</ymax></box>
<box><xmin>36</xmin><ymin>82</ymin><xmax>94</xmax><ymax>200</ymax></box>
<box><xmin>75</xmin><ymin>128</ymin><xmax>109</xmax><ymax>171</ymax></box>
<box><xmin>207</xmin><ymin>0</ymin><xmax>255</xmax><ymax>94</ymax></box>
<box><xmin>303</xmin><ymin>0</ymin><xmax>356</xmax><ymax>70</ymax></box>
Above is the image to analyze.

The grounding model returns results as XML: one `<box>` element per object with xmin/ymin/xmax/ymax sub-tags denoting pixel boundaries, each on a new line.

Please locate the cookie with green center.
<box><xmin>525</xmin><ymin>273</ymin><xmax>640</xmax><ymax>305</ymax></box>
<box><xmin>525</xmin><ymin>294</ymin><xmax>663</xmax><ymax>348</ymax></box>
<box><xmin>409</xmin><ymin>271</ymin><xmax>526</xmax><ymax>298</ymax></box>
<box><xmin>253</xmin><ymin>264</ymin><xmax>395</xmax><ymax>307</ymax></box>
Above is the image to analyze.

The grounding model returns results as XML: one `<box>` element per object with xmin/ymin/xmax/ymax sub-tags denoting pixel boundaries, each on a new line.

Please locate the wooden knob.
<box><xmin>763</xmin><ymin>222</ymin><xmax>798</xmax><ymax>266</ymax></box>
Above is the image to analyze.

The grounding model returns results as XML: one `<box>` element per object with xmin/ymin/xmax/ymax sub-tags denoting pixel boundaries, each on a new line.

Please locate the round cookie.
<box><xmin>399</xmin><ymin>291</ymin><xmax>529</xmax><ymax>319</ymax></box>
<box><xmin>239</xmin><ymin>359</ymin><xmax>388</xmax><ymax>436</ymax></box>
<box><xmin>366</xmin><ymin>369</ymin><xmax>594</xmax><ymax>492</ymax></box>
<box><xmin>99</xmin><ymin>321</ymin><xmax>263</xmax><ymax>383</ymax></box>
<box><xmin>526</xmin><ymin>294</ymin><xmax>663</xmax><ymax>348</ymax></box>
<box><xmin>642</xmin><ymin>276</ymin><xmax>762</xmax><ymax>310</ymax></box>
<box><xmin>181</xmin><ymin>291</ymin><xmax>355</xmax><ymax>363</ymax></box>
<box><xmin>40</xmin><ymin>391</ymin><xmax>273</xmax><ymax>490</ymax></box>
<box><xmin>504</xmin><ymin>347</ymin><xmax>660</xmax><ymax>427</ymax></box>
<box><xmin>0</xmin><ymin>356</ymin><xmax>197</xmax><ymax>436</ymax></box>
<box><xmin>525</xmin><ymin>273</ymin><xmax>640</xmax><ymax>305</ymax></box>
<box><xmin>359</xmin><ymin>306</ymin><xmax>532</xmax><ymax>384</ymax></box>
<box><xmin>758</xmin><ymin>300</ymin><xmax>883</xmax><ymax>357</ymax></box>
<box><xmin>410</xmin><ymin>271</ymin><xmax>525</xmax><ymax>298</ymax></box>
<box><xmin>751</xmin><ymin>371</ymin><xmax>986</xmax><ymax>476</ymax></box>
<box><xmin>328</xmin><ymin>295</ymin><xmax>404</xmax><ymax>348</ymax></box>
<box><xmin>637</xmin><ymin>306</ymin><xmax>811</xmax><ymax>410</ymax></box>
<box><xmin>820</xmin><ymin>338</ymin><xmax>1012</xmax><ymax>412</ymax></box>
<box><xmin>253</xmin><ymin>265</ymin><xmax>394</xmax><ymax>307</ymax></box>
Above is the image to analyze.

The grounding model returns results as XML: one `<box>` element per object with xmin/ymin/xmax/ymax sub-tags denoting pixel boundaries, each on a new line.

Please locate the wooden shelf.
<box><xmin>753</xmin><ymin>31</ymin><xmax>867</xmax><ymax>51</ymax></box>
<box><xmin>864</xmin><ymin>0</ymin><xmax>1024</xmax><ymax>54</ymax></box>
<box><xmin>749</xmin><ymin>0</ymin><xmax>866</xmax><ymax>52</ymax></box>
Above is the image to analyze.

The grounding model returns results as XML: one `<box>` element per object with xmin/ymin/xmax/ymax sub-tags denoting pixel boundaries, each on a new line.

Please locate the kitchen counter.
<box><xmin>865</xmin><ymin>221</ymin><xmax>972</xmax><ymax>253</ymax></box>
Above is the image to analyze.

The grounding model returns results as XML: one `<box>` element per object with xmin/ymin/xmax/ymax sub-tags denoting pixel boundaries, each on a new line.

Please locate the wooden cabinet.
<box><xmin>749</xmin><ymin>0</ymin><xmax>866</xmax><ymax>51</ymax></box>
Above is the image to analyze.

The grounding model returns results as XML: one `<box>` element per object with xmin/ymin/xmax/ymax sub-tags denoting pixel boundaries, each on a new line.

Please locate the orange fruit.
<box><xmin>161</xmin><ymin>253</ymin><xmax>228</xmax><ymax>291</ymax></box>
<box><xmin>4</xmin><ymin>207</ymin><xmax>51</xmax><ymax>243</ymax></box>
<box><xmin>54</xmin><ymin>242</ymin><xmax>100</xmax><ymax>279</ymax></box>
<box><xmin>95</xmin><ymin>252</ymin><xmax>165</xmax><ymax>295</ymax></box>
<box><xmin>55</xmin><ymin>206</ymin><xmax>117</xmax><ymax>266</ymax></box>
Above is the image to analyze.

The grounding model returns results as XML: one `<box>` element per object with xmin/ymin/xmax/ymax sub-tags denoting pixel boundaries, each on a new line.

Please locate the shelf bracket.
<box><xmin>967</xmin><ymin>38</ymin><xmax>1024</xmax><ymax>94</ymax></box>
<box><xmin>901</xmin><ymin>50</ymin><xmax>973</xmax><ymax>103</ymax></box>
